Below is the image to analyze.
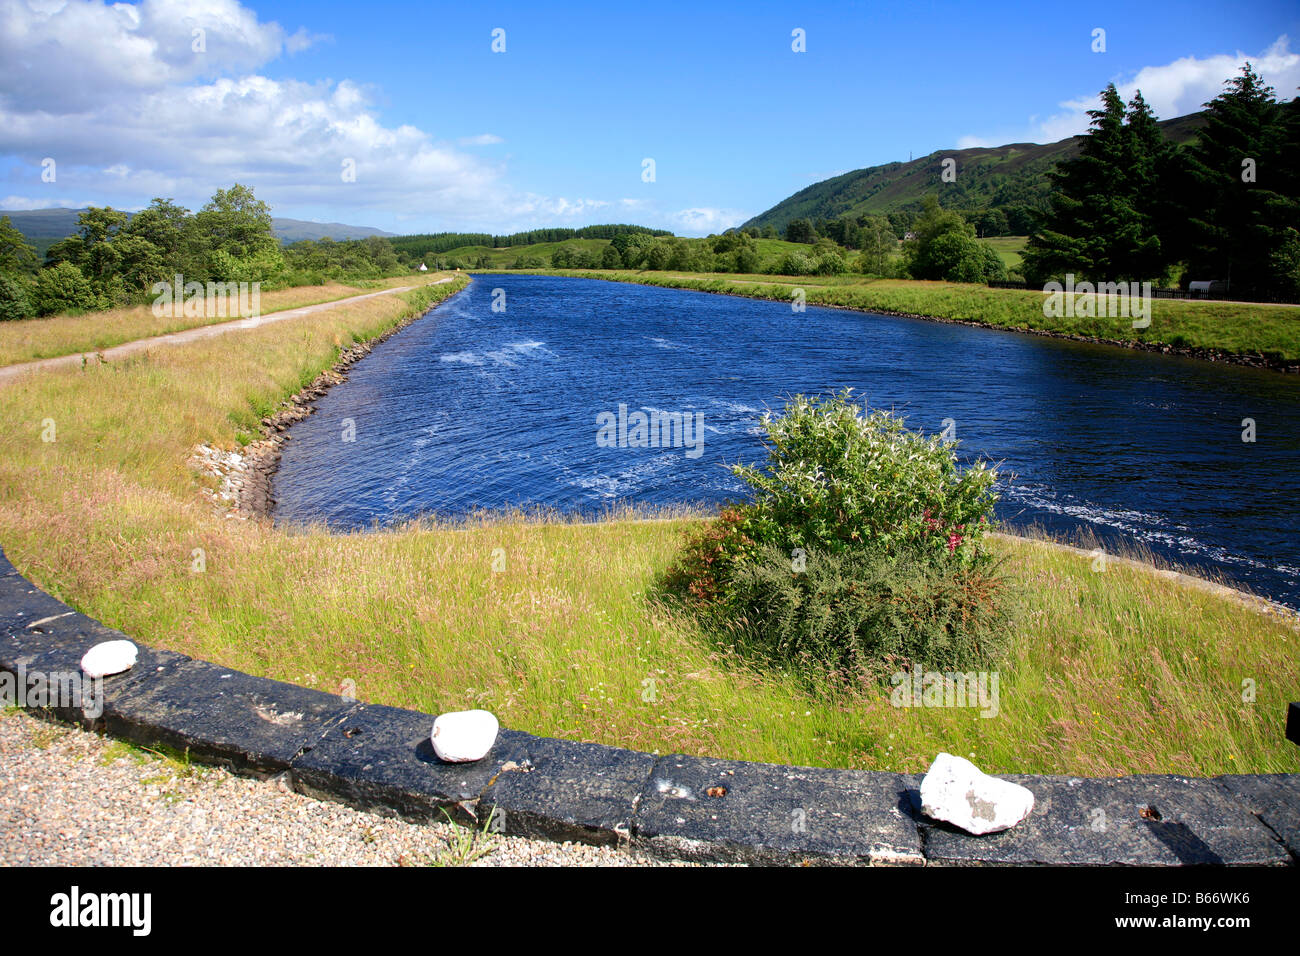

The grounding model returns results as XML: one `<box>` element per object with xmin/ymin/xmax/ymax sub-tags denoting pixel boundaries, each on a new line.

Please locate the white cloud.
<box><xmin>963</xmin><ymin>35</ymin><xmax>1300</xmax><ymax>147</ymax></box>
<box><xmin>0</xmin><ymin>194</ymin><xmax>90</xmax><ymax>210</ymax></box>
<box><xmin>0</xmin><ymin>0</ymin><xmax>322</xmax><ymax>111</ymax></box>
<box><xmin>0</xmin><ymin>0</ymin><xmax>625</xmax><ymax>233</ymax></box>
<box><xmin>670</xmin><ymin>207</ymin><xmax>749</xmax><ymax>235</ymax></box>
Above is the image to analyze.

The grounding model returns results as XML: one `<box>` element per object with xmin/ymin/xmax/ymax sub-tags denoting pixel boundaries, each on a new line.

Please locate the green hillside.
<box><xmin>742</xmin><ymin>112</ymin><xmax>1207</xmax><ymax>234</ymax></box>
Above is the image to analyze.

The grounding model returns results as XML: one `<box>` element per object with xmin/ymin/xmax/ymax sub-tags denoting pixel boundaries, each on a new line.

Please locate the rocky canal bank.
<box><xmin>190</xmin><ymin>278</ymin><xmax>470</xmax><ymax>521</ymax></box>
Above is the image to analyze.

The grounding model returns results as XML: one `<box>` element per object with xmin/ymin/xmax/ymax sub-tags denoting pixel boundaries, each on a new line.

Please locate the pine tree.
<box><xmin>1023</xmin><ymin>85</ymin><xmax>1149</xmax><ymax>282</ymax></box>
<box><xmin>1120</xmin><ymin>91</ymin><xmax>1179</xmax><ymax>281</ymax></box>
<box><xmin>1182</xmin><ymin>63</ymin><xmax>1288</xmax><ymax>295</ymax></box>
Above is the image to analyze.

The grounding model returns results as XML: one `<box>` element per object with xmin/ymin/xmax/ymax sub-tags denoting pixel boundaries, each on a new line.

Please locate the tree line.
<box><xmin>389</xmin><ymin>224</ymin><xmax>673</xmax><ymax>262</ymax></box>
<box><xmin>1023</xmin><ymin>64</ymin><xmax>1299</xmax><ymax>298</ymax></box>
<box><xmin>0</xmin><ymin>185</ymin><xmax>409</xmax><ymax>319</ymax></box>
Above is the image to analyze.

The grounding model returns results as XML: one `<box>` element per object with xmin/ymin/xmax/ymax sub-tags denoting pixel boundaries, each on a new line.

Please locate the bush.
<box><xmin>775</xmin><ymin>251</ymin><xmax>817</xmax><ymax>276</ymax></box>
<box><xmin>732</xmin><ymin>390</ymin><xmax>999</xmax><ymax>561</ymax></box>
<box><xmin>662</xmin><ymin>506</ymin><xmax>761</xmax><ymax>607</ymax></box>
<box><xmin>815</xmin><ymin>252</ymin><xmax>849</xmax><ymax>275</ymax></box>
<box><xmin>32</xmin><ymin>262</ymin><xmax>97</xmax><ymax>316</ymax></box>
<box><xmin>0</xmin><ymin>273</ymin><xmax>33</xmax><ymax>320</ymax></box>
<box><xmin>663</xmin><ymin>390</ymin><xmax>1009</xmax><ymax>682</ymax></box>
<box><xmin>719</xmin><ymin>542</ymin><xmax>1013</xmax><ymax>682</ymax></box>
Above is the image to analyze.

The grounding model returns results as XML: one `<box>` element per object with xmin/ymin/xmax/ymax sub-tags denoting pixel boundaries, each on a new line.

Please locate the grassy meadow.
<box><xmin>0</xmin><ymin>274</ymin><xmax>434</xmax><ymax>367</ymax></box>
<box><xmin>984</xmin><ymin>235</ymin><xmax>1027</xmax><ymax>270</ymax></box>
<box><xmin>0</xmin><ymin>273</ymin><xmax>1296</xmax><ymax>777</ymax></box>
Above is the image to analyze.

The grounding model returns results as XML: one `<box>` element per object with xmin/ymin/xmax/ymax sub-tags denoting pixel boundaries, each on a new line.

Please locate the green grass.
<box><xmin>535</xmin><ymin>269</ymin><xmax>1300</xmax><ymax>361</ymax></box>
<box><xmin>0</xmin><ymin>273</ymin><xmax>1295</xmax><ymax>777</ymax></box>
<box><xmin>983</xmin><ymin>235</ymin><xmax>1027</xmax><ymax>270</ymax></box>
<box><xmin>0</xmin><ymin>273</ymin><xmax>447</xmax><ymax>367</ymax></box>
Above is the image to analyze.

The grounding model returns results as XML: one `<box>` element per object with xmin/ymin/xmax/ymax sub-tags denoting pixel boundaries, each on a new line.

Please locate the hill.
<box><xmin>742</xmin><ymin>112</ymin><xmax>1207</xmax><ymax>234</ymax></box>
<box><xmin>0</xmin><ymin>207</ymin><xmax>394</xmax><ymax>259</ymax></box>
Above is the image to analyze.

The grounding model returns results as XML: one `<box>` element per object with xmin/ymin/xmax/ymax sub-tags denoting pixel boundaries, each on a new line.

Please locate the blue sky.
<box><xmin>1</xmin><ymin>0</ymin><xmax>1298</xmax><ymax>235</ymax></box>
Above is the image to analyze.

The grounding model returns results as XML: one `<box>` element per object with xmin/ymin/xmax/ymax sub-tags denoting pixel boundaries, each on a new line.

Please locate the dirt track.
<box><xmin>0</xmin><ymin>280</ymin><xmax>451</xmax><ymax>387</ymax></box>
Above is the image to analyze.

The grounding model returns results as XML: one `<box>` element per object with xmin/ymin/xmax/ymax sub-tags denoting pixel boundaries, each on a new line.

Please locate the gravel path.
<box><xmin>0</xmin><ymin>281</ymin><xmax>444</xmax><ymax>386</ymax></box>
<box><xmin>0</xmin><ymin>708</ymin><xmax>701</xmax><ymax>867</ymax></box>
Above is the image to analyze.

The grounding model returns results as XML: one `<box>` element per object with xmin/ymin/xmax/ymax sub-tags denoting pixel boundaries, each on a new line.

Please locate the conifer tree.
<box><xmin>1182</xmin><ymin>63</ymin><xmax>1288</xmax><ymax>295</ymax></box>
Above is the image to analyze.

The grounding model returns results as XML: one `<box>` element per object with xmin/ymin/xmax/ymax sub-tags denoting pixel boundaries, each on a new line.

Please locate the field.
<box><xmin>984</xmin><ymin>235</ymin><xmax>1027</xmax><ymax>270</ymax></box>
<box><xmin>0</xmin><ymin>274</ymin><xmax>436</xmax><ymax>368</ymax></box>
<box><xmin>0</xmin><ymin>274</ymin><xmax>1295</xmax><ymax>777</ymax></box>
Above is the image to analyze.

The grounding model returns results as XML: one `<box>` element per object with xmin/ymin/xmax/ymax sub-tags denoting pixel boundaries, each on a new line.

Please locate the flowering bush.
<box><xmin>663</xmin><ymin>390</ymin><xmax>1011</xmax><ymax>680</ymax></box>
<box><xmin>731</xmin><ymin>390</ymin><xmax>1000</xmax><ymax>565</ymax></box>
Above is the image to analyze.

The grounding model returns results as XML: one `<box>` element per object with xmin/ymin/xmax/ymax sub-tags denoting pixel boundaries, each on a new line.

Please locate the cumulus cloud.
<box><xmin>0</xmin><ymin>0</ymin><xmax>621</xmax><ymax>232</ymax></box>
<box><xmin>0</xmin><ymin>0</ymin><xmax>323</xmax><ymax>111</ymax></box>
<box><xmin>670</xmin><ymin>207</ymin><xmax>749</xmax><ymax>234</ymax></box>
<box><xmin>963</xmin><ymin>35</ymin><xmax>1300</xmax><ymax>147</ymax></box>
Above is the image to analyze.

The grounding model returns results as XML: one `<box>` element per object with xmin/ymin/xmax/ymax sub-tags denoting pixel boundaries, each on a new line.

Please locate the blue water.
<box><xmin>273</xmin><ymin>274</ymin><xmax>1300</xmax><ymax>606</ymax></box>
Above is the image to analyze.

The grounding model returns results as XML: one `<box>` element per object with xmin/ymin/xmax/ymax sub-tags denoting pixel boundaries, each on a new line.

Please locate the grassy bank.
<box><xmin>524</xmin><ymin>269</ymin><xmax>1300</xmax><ymax>363</ymax></box>
<box><xmin>0</xmin><ymin>273</ymin><xmax>1295</xmax><ymax>777</ymax></box>
<box><xmin>0</xmin><ymin>274</ymin><xmax>437</xmax><ymax>367</ymax></box>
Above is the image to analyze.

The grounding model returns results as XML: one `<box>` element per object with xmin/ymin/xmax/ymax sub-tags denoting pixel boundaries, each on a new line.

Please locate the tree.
<box><xmin>32</xmin><ymin>262</ymin><xmax>97</xmax><ymax>316</ymax></box>
<box><xmin>1022</xmin><ymin>84</ymin><xmax>1159</xmax><ymax>283</ymax></box>
<box><xmin>734</xmin><ymin>243</ymin><xmax>762</xmax><ymax>273</ymax></box>
<box><xmin>0</xmin><ymin>274</ymin><xmax>32</xmax><ymax>320</ymax></box>
<box><xmin>973</xmin><ymin>208</ymin><xmax>1008</xmax><ymax>238</ymax></box>
<box><xmin>72</xmin><ymin>206</ymin><xmax>130</xmax><ymax>284</ymax></box>
<box><xmin>904</xmin><ymin>195</ymin><xmax>1006</xmax><ymax>282</ymax></box>
<box><xmin>196</xmin><ymin>184</ymin><xmax>283</xmax><ymax>280</ymax></box>
<box><xmin>0</xmin><ymin>216</ymin><xmax>38</xmax><ymax>275</ymax></box>
<box><xmin>112</xmin><ymin>234</ymin><xmax>168</xmax><ymax>295</ymax></box>
<box><xmin>124</xmin><ymin>198</ymin><xmax>196</xmax><ymax>274</ymax></box>
<box><xmin>854</xmin><ymin>216</ymin><xmax>897</xmax><ymax>274</ymax></box>
<box><xmin>785</xmin><ymin>218</ymin><xmax>816</xmax><ymax>243</ymax></box>
<box><xmin>1181</xmin><ymin>63</ymin><xmax>1292</xmax><ymax>295</ymax></box>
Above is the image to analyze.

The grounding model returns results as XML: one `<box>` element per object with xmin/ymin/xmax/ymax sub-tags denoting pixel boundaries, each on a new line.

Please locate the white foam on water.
<box><xmin>440</xmin><ymin>352</ymin><xmax>482</xmax><ymax>365</ymax></box>
<box><xmin>1006</xmin><ymin>481</ymin><xmax>1300</xmax><ymax>578</ymax></box>
<box><xmin>505</xmin><ymin>339</ymin><xmax>552</xmax><ymax>356</ymax></box>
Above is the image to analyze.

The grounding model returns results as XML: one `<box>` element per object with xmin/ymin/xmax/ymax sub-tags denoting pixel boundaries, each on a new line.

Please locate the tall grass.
<box><xmin>0</xmin><ymin>272</ymin><xmax>1295</xmax><ymax>776</ymax></box>
<box><xmin>0</xmin><ymin>274</ymin><xmax>437</xmax><ymax>367</ymax></box>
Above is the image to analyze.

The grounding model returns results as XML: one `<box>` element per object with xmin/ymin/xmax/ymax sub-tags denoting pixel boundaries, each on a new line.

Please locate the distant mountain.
<box><xmin>270</xmin><ymin>217</ymin><xmax>395</xmax><ymax>243</ymax></box>
<box><xmin>0</xmin><ymin>207</ymin><xmax>394</xmax><ymax>258</ymax></box>
<box><xmin>741</xmin><ymin>112</ymin><xmax>1207</xmax><ymax>234</ymax></box>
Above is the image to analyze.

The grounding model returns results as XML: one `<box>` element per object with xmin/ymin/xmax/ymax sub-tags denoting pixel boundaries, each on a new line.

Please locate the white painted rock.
<box><xmin>80</xmin><ymin>640</ymin><xmax>138</xmax><ymax>678</ymax></box>
<box><xmin>431</xmin><ymin>709</ymin><xmax>499</xmax><ymax>763</ymax></box>
<box><xmin>920</xmin><ymin>752</ymin><xmax>1034</xmax><ymax>835</ymax></box>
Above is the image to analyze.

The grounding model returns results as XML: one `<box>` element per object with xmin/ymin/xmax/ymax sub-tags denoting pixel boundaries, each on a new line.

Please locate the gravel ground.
<box><xmin>0</xmin><ymin>708</ymin><xmax>703</xmax><ymax>867</ymax></box>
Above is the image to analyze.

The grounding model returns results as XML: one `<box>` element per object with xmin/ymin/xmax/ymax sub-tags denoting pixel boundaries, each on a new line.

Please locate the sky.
<box><xmin>1</xmin><ymin>0</ymin><xmax>1298</xmax><ymax>236</ymax></box>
